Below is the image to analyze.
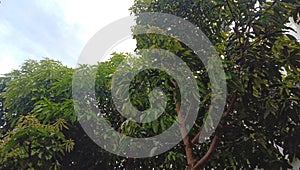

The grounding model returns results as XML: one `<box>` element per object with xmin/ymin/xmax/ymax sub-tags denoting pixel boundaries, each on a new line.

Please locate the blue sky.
<box><xmin>0</xmin><ymin>0</ymin><xmax>135</xmax><ymax>74</ymax></box>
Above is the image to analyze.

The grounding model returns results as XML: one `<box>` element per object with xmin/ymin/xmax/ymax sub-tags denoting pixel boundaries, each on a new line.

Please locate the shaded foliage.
<box><xmin>128</xmin><ymin>0</ymin><xmax>300</xmax><ymax>169</ymax></box>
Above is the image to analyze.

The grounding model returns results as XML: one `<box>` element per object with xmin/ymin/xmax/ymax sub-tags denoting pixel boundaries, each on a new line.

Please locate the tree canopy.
<box><xmin>0</xmin><ymin>0</ymin><xmax>300</xmax><ymax>169</ymax></box>
<box><xmin>129</xmin><ymin>0</ymin><xmax>300</xmax><ymax>169</ymax></box>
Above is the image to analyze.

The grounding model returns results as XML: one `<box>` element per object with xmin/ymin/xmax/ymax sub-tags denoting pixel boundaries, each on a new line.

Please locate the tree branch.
<box><xmin>192</xmin><ymin>93</ymin><xmax>237</xmax><ymax>144</ymax></box>
<box><xmin>172</xmin><ymin>81</ymin><xmax>197</xmax><ymax>168</ymax></box>
<box><xmin>192</xmin><ymin>133</ymin><xmax>220</xmax><ymax>170</ymax></box>
<box><xmin>191</xmin><ymin>92</ymin><xmax>238</xmax><ymax>169</ymax></box>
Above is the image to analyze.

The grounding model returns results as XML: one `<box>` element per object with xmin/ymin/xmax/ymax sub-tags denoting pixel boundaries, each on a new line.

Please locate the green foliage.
<box><xmin>0</xmin><ymin>114</ymin><xmax>74</xmax><ymax>169</ymax></box>
<box><xmin>0</xmin><ymin>58</ymin><xmax>119</xmax><ymax>169</ymax></box>
<box><xmin>0</xmin><ymin>76</ymin><xmax>9</xmax><ymax>134</ymax></box>
<box><xmin>129</xmin><ymin>0</ymin><xmax>300</xmax><ymax>169</ymax></box>
<box><xmin>0</xmin><ymin>59</ymin><xmax>77</xmax><ymax>169</ymax></box>
<box><xmin>0</xmin><ymin>0</ymin><xmax>299</xmax><ymax>169</ymax></box>
<box><xmin>2</xmin><ymin>59</ymin><xmax>75</xmax><ymax>127</ymax></box>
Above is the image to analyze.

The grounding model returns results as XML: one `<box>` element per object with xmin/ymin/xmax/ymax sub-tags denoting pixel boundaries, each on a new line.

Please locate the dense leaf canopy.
<box><xmin>129</xmin><ymin>0</ymin><xmax>300</xmax><ymax>169</ymax></box>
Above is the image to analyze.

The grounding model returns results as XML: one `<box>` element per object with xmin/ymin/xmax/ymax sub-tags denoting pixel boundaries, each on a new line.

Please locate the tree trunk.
<box><xmin>172</xmin><ymin>81</ymin><xmax>197</xmax><ymax>169</ymax></box>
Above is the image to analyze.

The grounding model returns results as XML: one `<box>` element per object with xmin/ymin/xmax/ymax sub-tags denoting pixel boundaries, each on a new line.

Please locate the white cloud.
<box><xmin>53</xmin><ymin>0</ymin><xmax>137</xmax><ymax>64</ymax></box>
<box><xmin>0</xmin><ymin>19</ymin><xmax>12</xmax><ymax>38</ymax></box>
<box><xmin>52</xmin><ymin>0</ymin><xmax>134</xmax><ymax>42</ymax></box>
<box><xmin>0</xmin><ymin>0</ymin><xmax>135</xmax><ymax>74</ymax></box>
<box><xmin>0</xmin><ymin>55</ymin><xmax>19</xmax><ymax>75</ymax></box>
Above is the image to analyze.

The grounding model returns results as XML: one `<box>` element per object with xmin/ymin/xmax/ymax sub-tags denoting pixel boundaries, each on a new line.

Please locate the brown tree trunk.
<box><xmin>176</xmin><ymin>102</ymin><xmax>197</xmax><ymax>169</ymax></box>
<box><xmin>191</xmin><ymin>93</ymin><xmax>238</xmax><ymax>169</ymax></box>
<box><xmin>172</xmin><ymin>81</ymin><xmax>197</xmax><ymax>169</ymax></box>
<box><xmin>172</xmin><ymin>82</ymin><xmax>237</xmax><ymax>169</ymax></box>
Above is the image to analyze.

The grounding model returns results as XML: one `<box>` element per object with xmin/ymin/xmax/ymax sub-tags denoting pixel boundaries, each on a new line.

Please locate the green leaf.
<box><xmin>152</xmin><ymin>120</ymin><xmax>159</xmax><ymax>133</ymax></box>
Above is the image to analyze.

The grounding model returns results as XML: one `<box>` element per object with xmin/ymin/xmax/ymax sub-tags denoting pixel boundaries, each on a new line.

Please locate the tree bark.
<box><xmin>192</xmin><ymin>134</ymin><xmax>220</xmax><ymax>170</ymax></box>
<box><xmin>173</xmin><ymin>79</ymin><xmax>237</xmax><ymax>169</ymax></box>
<box><xmin>176</xmin><ymin>102</ymin><xmax>197</xmax><ymax>169</ymax></box>
<box><xmin>172</xmin><ymin>81</ymin><xmax>197</xmax><ymax>169</ymax></box>
<box><xmin>191</xmin><ymin>93</ymin><xmax>238</xmax><ymax>169</ymax></box>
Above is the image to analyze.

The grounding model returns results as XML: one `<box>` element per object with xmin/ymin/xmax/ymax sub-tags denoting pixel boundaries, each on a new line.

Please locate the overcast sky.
<box><xmin>1</xmin><ymin>1</ymin><xmax>300</xmax><ymax>75</ymax></box>
<box><xmin>0</xmin><ymin>0</ymin><xmax>135</xmax><ymax>74</ymax></box>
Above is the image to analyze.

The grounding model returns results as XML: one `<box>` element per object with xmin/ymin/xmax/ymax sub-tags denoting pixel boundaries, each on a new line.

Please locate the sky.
<box><xmin>0</xmin><ymin>0</ymin><xmax>135</xmax><ymax>74</ymax></box>
<box><xmin>0</xmin><ymin>0</ymin><xmax>300</xmax><ymax>75</ymax></box>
